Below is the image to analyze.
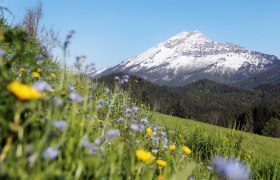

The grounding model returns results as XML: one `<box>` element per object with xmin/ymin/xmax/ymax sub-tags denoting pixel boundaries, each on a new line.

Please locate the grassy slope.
<box><xmin>153</xmin><ymin>112</ymin><xmax>280</xmax><ymax>162</ymax></box>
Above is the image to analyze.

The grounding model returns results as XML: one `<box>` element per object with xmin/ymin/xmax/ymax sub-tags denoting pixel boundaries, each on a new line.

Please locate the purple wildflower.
<box><xmin>141</xmin><ymin>118</ymin><xmax>148</xmax><ymax>123</ymax></box>
<box><xmin>53</xmin><ymin>120</ymin><xmax>67</xmax><ymax>131</ymax></box>
<box><xmin>54</xmin><ymin>98</ymin><xmax>63</xmax><ymax>107</ymax></box>
<box><xmin>94</xmin><ymin>138</ymin><xmax>101</xmax><ymax>145</ymax></box>
<box><xmin>132</xmin><ymin>106</ymin><xmax>139</xmax><ymax>111</ymax></box>
<box><xmin>130</xmin><ymin>124</ymin><xmax>145</xmax><ymax>131</ymax></box>
<box><xmin>114</xmin><ymin>76</ymin><xmax>120</xmax><ymax>81</ymax></box>
<box><xmin>104</xmin><ymin>88</ymin><xmax>110</xmax><ymax>94</ymax></box>
<box><xmin>69</xmin><ymin>92</ymin><xmax>84</xmax><ymax>103</ymax></box>
<box><xmin>0</xmin><ymin>48</ymin><xmax>5</xmax><ymax>56</ymax></box>
<box><xmin>96</xmin><ymin>105</ymin><xmax>102</xmax><ymax>109</ymax></box>
<box><xmin>105</xmin><ymin>129</ymin><xmax>120</xmax><ymax>138</ymax></box>
<box><xmin>126</xmin><ymin>108</ymin><xmax>132</xmax><ymax>113</ymax></box>
<box><xmin>68</xmin><ymin>86</ymin><xmax>75</xmax><ymax>91</ymax></box>
<box><xmin>43</xmin><ymin>147</ymin><xmax>59</xmax><ymax>160</ymax></box>
<box><xmin>117</xmin><ymin>117</ymin><xmax>124</xmax><ymax>123</ymax></box>
<box><xmin>34</xmin><ymin>54</ymin><xmax>43</xmax><ymax>61</ymax></box>
<box><xmin>81</xmin><ymin>136</ymin><xmax>98</xmax><ymax>155</ymax></box>
<box><xmin>33</xmin><ymin>81</ymin><xmax>52</xmax><ymax>92</ymax></box>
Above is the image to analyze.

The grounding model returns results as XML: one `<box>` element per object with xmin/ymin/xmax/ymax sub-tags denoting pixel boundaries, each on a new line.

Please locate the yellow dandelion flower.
<box><xmin>51</xmin><ymin>73</ymin><xmax>56</xmax><ymax>78</ymax></box>
<box><xmin>146</xmin><ymin>127</ymin><xmax>152</xmax><ymax>137</ymax></box>
<box><xmin>36</xmin><ymin>68</ymin><xmax>42</xmax><ymax>73</ymax></box>
<box><xmin>182</xmin><ymin>145</ymin><xmax>192</xmax><ymax>155</ymax></box>
<box><xmin>20</xmin><ymin>68</ymin><xmax>25</xmax><ymax>72</ymax></box>
<box><xmin>7</xmin><ymin>80</ymin><xmax>41</xmax><ymax>100</ymax></box>
<box><xmin>169</xmin><ymin>145</ymin><xmax>176</xmax><ymax>151</ymax></box>
<box><xmin>156</xmin><ymin>160</ymin><xmax>167</xmax><ymax>167</ymax></box>
<box><xmin>136</xmin><ymin>150</ymin><xmax>155</xmax><ymax>164</ymax></box>
<box><xmin>80</xmin><ymin>86</ymin><xmax>84</xmax><ymax>89</ymax></box>
<box><xmin>32</xmin><ymin>72</ymin><xmax>40</xmax><ymax>78</ymax></box>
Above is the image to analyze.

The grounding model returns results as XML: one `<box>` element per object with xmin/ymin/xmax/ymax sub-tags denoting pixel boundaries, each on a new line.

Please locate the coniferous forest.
<box><xmin>98</xmin><ymin>73</ymin><xmax>280</xmax><ymax>138</ymax></box>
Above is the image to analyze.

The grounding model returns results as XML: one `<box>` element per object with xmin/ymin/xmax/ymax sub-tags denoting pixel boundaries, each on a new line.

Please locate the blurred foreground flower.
<box><xmin>182</xmin><ymin>145</ymin><xmax>192</xmax><ymax>155</ymax></box>
<box><xmin>136</xmin><ymin>150</ymin><xmax>155</xmax><ymax>164</ymax></box>
<box><xmin>7</xmin><ymin>80</ymin><xmax>41</xmax><ymax>100</ymax></box>
<box><xmin>156</xmin><ymin>160</ymin><xmax>167</xmax><ymax>167</ymax></box>
<box><xmin>212</xmin><ymin>156</ymin><xmax>250</xmax><ymax>180</ymax></box>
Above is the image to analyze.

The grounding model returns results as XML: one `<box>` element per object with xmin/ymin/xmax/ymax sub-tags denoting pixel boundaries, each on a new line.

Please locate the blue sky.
<box><xmin>2</xmin><ymin>0</ymin><xmax>280</xmax><ymax>69</ymax></box>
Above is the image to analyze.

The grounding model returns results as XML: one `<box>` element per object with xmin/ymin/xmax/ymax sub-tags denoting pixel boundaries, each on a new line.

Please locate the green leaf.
<box><xmin>171</xmin><ymin>162</ymin><xmax>196</xmax><ymax>180</ymax></box>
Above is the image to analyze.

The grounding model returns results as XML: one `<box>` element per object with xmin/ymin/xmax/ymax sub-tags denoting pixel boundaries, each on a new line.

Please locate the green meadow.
<box><xmin>1</xmin><ymin>17</ymin><xmax>279</xmax><ymax>180</ymax></box>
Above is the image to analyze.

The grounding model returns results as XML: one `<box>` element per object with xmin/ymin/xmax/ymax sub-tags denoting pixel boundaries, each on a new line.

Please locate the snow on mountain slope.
<box><xmin>92</xmin><ymin>31</ymin><xmax>280</xmax><ymax>86</ymax></box>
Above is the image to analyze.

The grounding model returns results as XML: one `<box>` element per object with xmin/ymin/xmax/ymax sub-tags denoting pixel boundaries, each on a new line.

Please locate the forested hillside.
<box><xmin>98</xmin><ymin>73</ymin><xmax>280</xmax><ymax>137</ymax></box>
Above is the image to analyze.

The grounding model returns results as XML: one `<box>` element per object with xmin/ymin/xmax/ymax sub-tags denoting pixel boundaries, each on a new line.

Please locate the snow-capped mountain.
<box><xmin>91</xmin><ymin>31</ymin><xmax>280</xmax><ymax>86</ymax></box>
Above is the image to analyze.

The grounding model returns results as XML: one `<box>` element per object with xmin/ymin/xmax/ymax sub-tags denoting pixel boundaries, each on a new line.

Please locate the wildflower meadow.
<box><xmin>0</xmin><ymin>19</ymin><xmax>280</xmax><ymax>180</ymax></box>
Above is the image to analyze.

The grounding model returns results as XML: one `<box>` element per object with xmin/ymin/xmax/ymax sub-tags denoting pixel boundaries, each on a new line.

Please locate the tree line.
<box><xmin>98</xmin><ymin>73</ymin><xmax>280</xmax><ymax>138</ymax></box>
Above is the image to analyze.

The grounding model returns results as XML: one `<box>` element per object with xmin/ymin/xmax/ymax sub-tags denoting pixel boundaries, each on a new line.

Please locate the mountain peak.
<box><xmin>93</xmin><ymin>31</ymin><xmax>280</xmax><ymax>87</ymax></box>
<box><xmin>165</xmin><ymin>30</ymin><xmax>211</xmax><ymax>48</ymax></box>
